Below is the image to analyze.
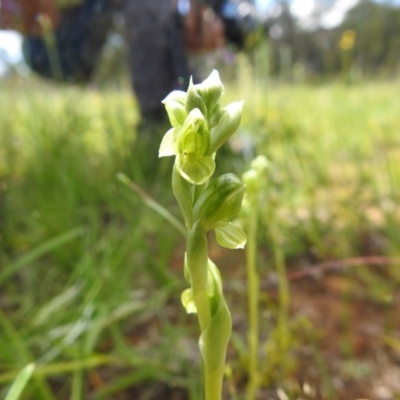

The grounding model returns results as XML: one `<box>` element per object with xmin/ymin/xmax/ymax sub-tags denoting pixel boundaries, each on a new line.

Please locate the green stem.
<box><xmin>271</xmin><ymin>226</ymin><xmax>289</xmax><ymax>352</ymax></box>
<box><xmin>42</xmin><ymin>30</ymin><xmax>63</xmax><ymax>81</ymax></box>
<box><xmin>172</xmin><ymin>164</ymin><xmax>193</xmax><ymax>230</ymax></box>
<box><xmin>246</xmin><ymin>203</ymin><xmax>259</xmax><ymax>400</ymax></box>
<box><xmin>187</xmin><ymin>224</ymin><xmax>230</xmax><ymax>400</ymax></box>
<box><xmin>187</xmin><ymin>223</ymin><xmax>211</xmax><ymax>332</ymax></box>
<box><xmin>205</xmin><ymin>366</ymin><xmax>223</xmax><ymax>400</ymax></box>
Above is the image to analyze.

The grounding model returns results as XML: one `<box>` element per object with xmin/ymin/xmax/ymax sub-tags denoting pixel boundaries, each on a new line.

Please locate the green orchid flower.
<box><xmin>159</xmin><ymin>108</ymin><xmax>215</xmax><ymax>185</ymax></box>
<box><xmin>193</xmin><ymin>173</ymin><xmax>247</xmax><ymax>249</ymax></box>
<box><xmin>160</xmin><ymin>70</ymin><xmax>243</xmax><ymax>186</ymax></box>
<box><xmin>159</xmin><ymin>70</ymin><xmax>246</xmax><ymax>400</ymax></box>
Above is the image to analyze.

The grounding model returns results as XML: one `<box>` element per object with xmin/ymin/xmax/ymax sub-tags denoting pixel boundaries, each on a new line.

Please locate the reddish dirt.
<box><xmin>92</xmin><ymin>240</ymin><xmax>400</xmax><ymax>400</ymax></box>
<box><xmin>287</xmin><ymin>273</ymin><xmax>400</xmax><ymax>400</ymax></box>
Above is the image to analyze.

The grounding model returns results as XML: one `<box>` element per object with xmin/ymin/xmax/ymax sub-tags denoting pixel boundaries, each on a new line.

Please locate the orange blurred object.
<box><xmin>184</xmin><ymin>0</ymin><xmax>225</xmax><ymax>52</ymax></box>
<box><xmin>0</xmin><ymin>0</ymin><xmax>59</xmax><ymax>35</ymax></box>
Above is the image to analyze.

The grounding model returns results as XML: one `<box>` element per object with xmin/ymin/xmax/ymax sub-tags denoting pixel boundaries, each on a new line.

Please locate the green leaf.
<box><xmin>181</xmin><ymin>288</ymin><xmax>197</xmax><ymax>314</ymax></box>
<box><xmin>159</xmin><ymin>127</ymin><xmax>179</xmax><ymax>157</ymax></box>
<box><xmin>5</xmin><ymin>363</ymin><xmax>35</xmax><ymax>400</ymax></box>
<box><xmin>199</xmin><ymin>260</ymin><xmax>232</xmax><ymax>373</ymax></box>
<box><xmin>176</xmin><ymin>154</ymin><xmax>215</xmax><ymax>185</ymax></box>
<box><xmin>215</xmin><ymin>222</ymin><xmax>247</xmax><ymax>249</ymax></box>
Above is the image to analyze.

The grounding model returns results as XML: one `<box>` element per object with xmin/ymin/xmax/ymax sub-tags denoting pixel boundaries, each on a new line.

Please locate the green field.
<box><xmin>1</xmin><ymin>73</ymin><xmax>399</xmax><ymax>400</ymax></box>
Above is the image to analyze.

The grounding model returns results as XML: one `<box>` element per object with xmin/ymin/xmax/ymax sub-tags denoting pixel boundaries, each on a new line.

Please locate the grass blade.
<box><xmin>0</xmin><ymin>227</ymin><xmax>85</xmax><ymax>286</ymax></box>
<box><xmin>117</xmin><ymin>172</ymin><xmax>187</xmax><ymax>238</ymax></box>
<box><xmin>5</xmin><ymin>363</ymin><xmax>35</xmax><ymax>400</ymax></box>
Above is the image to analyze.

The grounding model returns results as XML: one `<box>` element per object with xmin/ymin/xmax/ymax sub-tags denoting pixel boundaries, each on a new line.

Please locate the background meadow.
<box><xmin>1</xmin><ymin>59</ymin><xmax>400</xmax><ymax>399</ymax></box>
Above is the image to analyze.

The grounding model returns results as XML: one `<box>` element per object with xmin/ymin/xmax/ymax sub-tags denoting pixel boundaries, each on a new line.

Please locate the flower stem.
<box><xmin>246</xmin><ymin>203</ymin><xmax>259</xmax><ymax>400</ymax></box>
<box><xmin>205</xmin><ymin>365</ymin><xmax>224</xmax><ymax>400</ymax></box>
<box><xmin>172</xmin><ymin>164</ymin><xmax>193</xmax><ymax>230</ymax></box>
<box><xmin>187</xmin><ymin>223</ymin><xmax>211</xmax><ymax>332</ymax></box>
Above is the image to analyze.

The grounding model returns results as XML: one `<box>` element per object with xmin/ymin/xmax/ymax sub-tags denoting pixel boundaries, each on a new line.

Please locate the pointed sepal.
<box><xmin>159</xmin><ymin>127</ymin><xmax>179</xmax><ymax>157</ymax></box>
<box><xmin>215</xmin><ymin>222</ymin><xmax>247</xmax><ymax>249</ymax></box>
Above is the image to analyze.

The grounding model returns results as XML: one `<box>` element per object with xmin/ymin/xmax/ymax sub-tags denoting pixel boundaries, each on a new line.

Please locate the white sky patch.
<box><xmin>290</xmin><ymin>0</ymin><xmax>314</xmax><ymax>19</ymax></box>
<box><xmin>254</xmin><ymin>0</ymin><xmax>273</xmax><ymax>13</ymax></box>
<box><xmin>0</xmin><ymin>30</ymin><xmax>23</xmax><ymax>62</ymax></box>
<box><xmin>320</xmin><ymin>0</ymin><xmax>359</xmax><ymax>28</ymax></box>
<box><xmin>0</xmin><ymin>30</ymin><xmax>23</xmax><ymax>76</ymax></box>
<box><xmin>288</xmin><ymin>0</ymin><xmax>360</xmax><ymax>30</ymax></box>
<box><xmin>255</xmin><ymin>0</ymin><xmax>361</xmax><ymax>30</ymax></box>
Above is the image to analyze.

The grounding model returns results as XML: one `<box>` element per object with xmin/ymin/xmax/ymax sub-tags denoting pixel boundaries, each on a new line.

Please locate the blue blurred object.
<box><xmin>22</xmin><ymin>0</ymin><xmax>113</xmax><ymax>82</ymax></box>
<box><xmin>177</xmin><ymin>0</ymin><xmax>191</xmax><ymax>16</ymax></box>
<box><xmin>220</xmin><ymin>0</ymin><xmax>260</xmax><ymax>49</ymax></box>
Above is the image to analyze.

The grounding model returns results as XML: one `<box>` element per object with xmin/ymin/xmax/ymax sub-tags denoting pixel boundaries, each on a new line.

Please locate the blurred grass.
<box><xmin>0</xmin><ymin>73</ymin><xmax>400</xmax><ymax>399</ymax></box>
<box><xmin>229</xmin><ymin>74</ymin><xmax>400</xmax><ymax>264</ymax></box>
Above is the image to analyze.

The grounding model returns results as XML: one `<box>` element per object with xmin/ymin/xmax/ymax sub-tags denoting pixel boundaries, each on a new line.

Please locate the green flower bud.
<box><xmin>250</xmin><ymin>155</ymin><xmax>269</xmax><ymax>175</ymax></box>
<box><xmin>195</xmin><ymin>69</ymin><xmax>224</xmax><ymax>120</ymax></box>
<box><xmin>209</xmin><ymin>103</ymin><xmax>222</xmax><ymax>128</ymax></box>
<box><xmin>242</xmin><ymin>169</ymin><xmax>259</xmax><ymax>193</ymax></box>
<box><xmin>242</xmin><ymin>155</ymin><xmax>269</xmax><ymax>194</ymax></box>
<box><xmin>178</xmin><ymin>108</ymin><xmax>210</xmax><ymax>158</ymax></box>
<box><xmin>162</xmin><ymin>90</ymin><xmax>187</xmax><ymax>127</ymax></box>
<box><xmin>186</xmin><ymin>77</ymin><xmax>207</xmax><ymax>118</ymax></box>
<box><xmin>193</xmin><ymin>173</ymin><xmax>245</xmax><ymax>231</ymax></box>
<box><xmin>209</xmin><ymin>101</ymin><xmax>243</xmax><ymax>154</ymax></box>
<box><xmin>175</xmin><ymin>108</ymin><xmax>215</xmax><ymax>185</ymax></box>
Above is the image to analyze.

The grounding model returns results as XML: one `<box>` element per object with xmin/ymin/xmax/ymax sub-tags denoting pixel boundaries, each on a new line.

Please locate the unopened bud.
<box><xmin>209</xmin><ymin>101</ymin><xmax>243</xmax><ymax>154</ymax></box>
<box><xmin>186</xmin><ymin>78</ymin><xmax>207</xmax><ymax>118</ymax></box>
<box><xmin>162</xmin><ymin>90</ymin><xmax>187</xmax><ymax>127</ymax></box>
<box><xmin>243</xmin><ymin>155</ymin><xmax>269</xmax><ymax>194</ymax></box>
<box><xmin>242</xmin><ymin>169</ymin><xmax>259</xmax><ymax>194</ymax></box>
<box><xmin>250</xmin><ymin>155</ymin><xmax>269</xmax><ymax>175</ymax></box>
<box><xmin>193</xmin><ymin>173</ymin><xmax>245</xmax><ymax>231</ymax></box>
<box><xmin>195</xmin><ymin>70</ymin><xmax>224</xmax><ymax>119</ymax></box>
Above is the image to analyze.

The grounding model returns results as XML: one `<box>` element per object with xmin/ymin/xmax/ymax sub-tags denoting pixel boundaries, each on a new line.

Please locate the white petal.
<box><xmin>159</xmin><ymin>128</ymin><xmax>179</xmax><ymax>157</ymax></box>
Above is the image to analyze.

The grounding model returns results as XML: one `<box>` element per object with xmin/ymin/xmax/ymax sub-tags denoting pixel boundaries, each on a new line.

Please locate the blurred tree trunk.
<box><xmin>124</xmin><ymin>0</ymin><xmax>191</xmax><ymax>124</ymax></box>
